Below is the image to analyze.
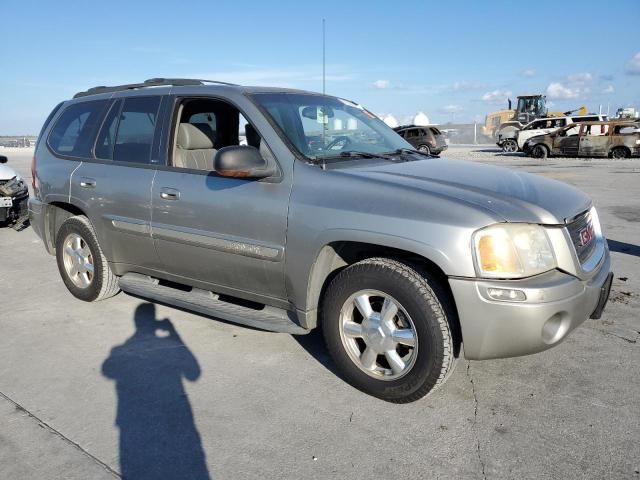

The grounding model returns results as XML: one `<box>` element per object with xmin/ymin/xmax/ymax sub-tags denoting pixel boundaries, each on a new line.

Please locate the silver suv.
<box><xmin>29</xmin><ymin>78</ymin><xmax>613</xmax><ymax>402</ymax></box>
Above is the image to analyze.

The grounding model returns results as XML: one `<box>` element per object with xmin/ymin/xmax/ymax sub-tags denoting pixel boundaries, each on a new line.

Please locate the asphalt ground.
<box><xmin>0</xmin><ymin>146</ymin><xmax>638</xmax><ymax>479</ymax></box>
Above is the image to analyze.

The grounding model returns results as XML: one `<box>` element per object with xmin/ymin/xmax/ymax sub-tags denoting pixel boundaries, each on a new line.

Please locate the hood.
<box><xmin>0</xmin><ymin>164</ymin><xmax>19</xmax><ymax>181</ymax></box>
<box><xmin>339</xmin><ymin>158</ymin><xmax>591</xmax><ymax>224</ymax></box>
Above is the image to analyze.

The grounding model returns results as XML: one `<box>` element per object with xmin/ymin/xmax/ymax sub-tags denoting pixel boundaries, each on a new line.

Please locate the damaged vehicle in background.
<box><xmin>523</xmin><ymin>121</ymin><xmax>640</xmax><ymax>159</ymax></box>
<box><xmin>0</xmin><ymin>155</ymin><xmax>29</xmax><ymax>229</ymax></box>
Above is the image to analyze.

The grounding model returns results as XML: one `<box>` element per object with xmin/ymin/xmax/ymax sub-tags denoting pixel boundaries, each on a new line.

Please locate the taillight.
<box><xmin>31</xmin><ymin>154</ymin><xmax>37</xmax><ymax>192</ymax></box>
<box><xmin>601</xmin><ymin>124</ymin><xmax>605</xmax><ymax>134</ymax></box>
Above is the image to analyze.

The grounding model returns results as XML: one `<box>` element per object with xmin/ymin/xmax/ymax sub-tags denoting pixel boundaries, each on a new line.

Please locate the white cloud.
<box><xmin>546</xmin><ymin>82</ymin><xmax>580</xmax><ymax>99</ymax></box>
<box><xmin>603</xmin><ymin>84</ymin><xmax>615</xmax><ymax>94</ymax></box>
<box><xmin>481</xmin><ymin>89</ymin><xmax>512</xmax><ymax>103</ymax></box>
<box><xmin>567</xmin><ymin>72</ymin><xmax>593</xmax><ymax>85</ymax></box>
<box><xmin>372</xmin><ymin>79</ymin><xmax>390</xmax><ymax>89</ymax></box>
<box><xmin>452</xmin><ymin>80</ymin><xmax>486</xmax><ymax>91</ymax></box>
<box><xmin>441</xmin><ymin>105</ymin><xmax>464</xmax><ymax>113</ymax></box>
<box><xmin>626</xmin><ymin>52</ymin><xmax>640</xmax><ymax>75</ymax></box>
<box><xmin>521</xmin><ymin>69</ymin><xmax>535</xmax><ymax>77</ymax></box>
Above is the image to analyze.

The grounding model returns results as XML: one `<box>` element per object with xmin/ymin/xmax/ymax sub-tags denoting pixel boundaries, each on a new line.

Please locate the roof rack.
<box><xmin>73</xmin><ymin>78</ymin><xmax>239</xmax><ymax>98</ymax></box>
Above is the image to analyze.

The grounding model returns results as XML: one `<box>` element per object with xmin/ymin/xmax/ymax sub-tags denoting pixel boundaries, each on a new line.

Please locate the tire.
<box><xmin>321</xmin><ymin>258</ymin><xmax>454</xmax><ymax>403</ymax></box>
<box><xmin>611</xmin><ymin>147</ymin><xmax>629</xmax><ymax>159</ymax></box>
<box><xmin>418</xmin><ymin>144</ymin><xmax>431</xmax><ymax>155</ymax></box>
<box><xmin>531</xmin><ymin>144</ymin><xmax>548</xmax><ymax>159</ymax></box>
<box><xmin>55</xmin><ymin>215</ymin><xmax>120</xmax><ymax>302</ymax></box>
<box><xmin>502</xmin><ymin>139</ymin><xmax>518</xmax><ymax>153</ymax></box>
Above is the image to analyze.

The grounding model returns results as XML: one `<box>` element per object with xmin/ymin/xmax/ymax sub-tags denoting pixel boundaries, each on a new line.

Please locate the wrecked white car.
<box><xmin>0</xmin><ymin>155</ymin><xmax>29</xmax><ymax>229</ymax></box>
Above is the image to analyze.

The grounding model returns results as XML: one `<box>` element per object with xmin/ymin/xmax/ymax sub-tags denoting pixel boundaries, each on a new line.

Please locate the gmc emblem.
<box><xmin>579</xmin><ymin>223</ymin><xmax>594</xmax><ymax>247</ymax></box>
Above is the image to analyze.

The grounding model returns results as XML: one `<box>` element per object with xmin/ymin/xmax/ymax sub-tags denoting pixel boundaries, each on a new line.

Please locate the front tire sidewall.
<box><xmin>56</xmin><ymin>217</ymin><xmax>107</xmax><ymax>302</ymax></box>
<box><xmin>322</xmin><ymin>260</ymin><xmax>450</xmax><ymax>402</ymax></box>
<box><xmin>503</xmin><ymin>140</ymin><xmax>517</xmax><ymax>153</ymax></box>
<box><xmin>532</xmin><ymin>145</ymin><xmax>548</xmax><ymax>159</ymax></box>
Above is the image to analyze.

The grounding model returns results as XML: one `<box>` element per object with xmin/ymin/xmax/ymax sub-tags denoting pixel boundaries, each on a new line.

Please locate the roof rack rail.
<box><xmin>73</xmin><ymin>78</ymin><xmax>239</xmax><ymax>99</ymax></box>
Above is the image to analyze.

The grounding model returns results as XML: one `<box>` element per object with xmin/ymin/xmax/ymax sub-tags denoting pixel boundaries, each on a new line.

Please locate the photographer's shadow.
<box><xmin>102</xmin><ymin>303</ymin><xmax>211</xmax><ymax>480</ymax></box>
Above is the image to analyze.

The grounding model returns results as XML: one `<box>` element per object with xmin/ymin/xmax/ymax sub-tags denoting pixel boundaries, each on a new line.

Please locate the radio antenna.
<box><xmin>322</xmin><ymin>18</ymin><xmax>326</xmax><ymax>95</ymax></box>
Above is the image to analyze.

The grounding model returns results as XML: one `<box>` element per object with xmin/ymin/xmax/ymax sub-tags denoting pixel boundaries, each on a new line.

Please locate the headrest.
<box><xmin>245</xmin><ymin>123</ymin><xmax>261</xmax><ymax>149</ymax></box>
<box><xmin>177</xmin><ymin>123</ymin><xmax>215</xmax><ymax>150</ymax></box>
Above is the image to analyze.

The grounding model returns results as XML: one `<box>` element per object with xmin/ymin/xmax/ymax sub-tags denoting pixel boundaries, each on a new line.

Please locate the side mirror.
<box><xmin>0</xmin><ymin>155</ymin><xmax>7</xmax><ymax>164</ymax></box>
<box><xmin>214</xmin><ymin>145</ymin><xmax>276</xmax><ymax>179</ymax></box>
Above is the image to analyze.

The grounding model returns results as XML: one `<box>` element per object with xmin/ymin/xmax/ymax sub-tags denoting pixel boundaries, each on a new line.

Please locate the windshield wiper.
<box><xmin>322</xmin><ymin>150</ymin><xmax>379</xmax><ymax>160</ymax></box>
<box><xmin>382</xmin><ymin>148</ymin><xmax>432</xmax><ymax>158</ymax></box>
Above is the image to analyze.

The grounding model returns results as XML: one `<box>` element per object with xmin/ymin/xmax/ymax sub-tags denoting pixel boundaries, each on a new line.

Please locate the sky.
<box><xmin>1</xmin><ymin>0</ymin><xmax>639</xmax><ymax>134</ymax></box>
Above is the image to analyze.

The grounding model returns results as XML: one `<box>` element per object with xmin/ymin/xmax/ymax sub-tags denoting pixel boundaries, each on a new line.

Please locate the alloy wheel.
<box><xmin>339</xmin><ymin>289</ymin><xmax>418</xmax><ymax>380</ymax></box>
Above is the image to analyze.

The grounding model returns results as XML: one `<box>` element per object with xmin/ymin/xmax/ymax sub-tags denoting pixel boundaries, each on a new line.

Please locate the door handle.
<box><xmin>80</xmin><ymin>177</ymin><xmax>96</xmax><ymax>188</ymax></box>
<box><xmin>160</xmin><ymin>188</ymin><xmax>180</xmax><ymax>200</ymax></box>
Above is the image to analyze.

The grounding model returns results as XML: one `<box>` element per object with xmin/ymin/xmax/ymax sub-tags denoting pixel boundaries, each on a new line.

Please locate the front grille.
<box><xmin>567</xmin><ymin>210</ymin><xmax>596</xmax><ymax>263</ymax></box>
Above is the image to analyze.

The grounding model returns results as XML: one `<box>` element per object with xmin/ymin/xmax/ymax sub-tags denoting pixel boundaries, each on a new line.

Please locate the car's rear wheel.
<box><xmin>502</xmin><ymin>139</ymin><xmax>518</xmax><ymax>153</ymax></box>
<box><xmin>56</xmin><ymin>215</ymin><xmax>120</xmax><ymax>302</ymax></box>
<box><xmin>611</xmin><ymin>147</ymin><xmax>629</xmax><ymax>159</ymax></box>
<box><xmin>321</xmin><ymin>258</ymin><xmax>455</xmax><ymax>403</ymax></box>
<box><xmin>531</xmin><ymin>144</ymin><xmax>548</xmax><ymax>159</ymax></box>
<box><xmin>418</xmin><ymin>144</ymin><xmax>431</xmax><ymax>155</ymax></box>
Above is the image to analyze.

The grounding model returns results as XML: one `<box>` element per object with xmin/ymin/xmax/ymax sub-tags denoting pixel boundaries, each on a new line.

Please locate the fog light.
<box><xmin>487</xmin><ymin>287</ymin><xmax>526</xmax><ymax>302</ymax></box>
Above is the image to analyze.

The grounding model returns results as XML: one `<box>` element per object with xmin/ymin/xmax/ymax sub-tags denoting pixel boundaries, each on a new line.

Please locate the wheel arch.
<box><xmin>609</xmin><ymin>145</ymin><xmax>631</xmax><ymax>158</ymax></box>
<box><xmin>41</xmin><ymin>201</ymin><xmax>87</xmax><ymax>255</ymax></box>
<box><xmin>303</xmin><ymin>241</ymin><xmax>462</xmax><ymax>357</ymax></box>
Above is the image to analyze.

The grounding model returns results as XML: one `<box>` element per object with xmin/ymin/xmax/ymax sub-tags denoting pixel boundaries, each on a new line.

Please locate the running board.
<box><xmin>118</xmin><ymin>273</ymin><xmax>309</xmax><ymax>335</ymax></box>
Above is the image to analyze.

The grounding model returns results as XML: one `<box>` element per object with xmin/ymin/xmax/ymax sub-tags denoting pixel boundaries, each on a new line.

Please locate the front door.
<box><xmin>151</xmin><ymin>97</ymin><xmax>289</xmax><ymax>301</ymax></box>
<box><xmin>557</xmin><ymin>125</ymin><xmax>581</xmax><ymax>156</ymax></box>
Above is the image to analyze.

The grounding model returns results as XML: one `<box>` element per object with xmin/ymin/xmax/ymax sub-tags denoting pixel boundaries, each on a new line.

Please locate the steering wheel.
<box><xmin>325</xmin><ymin>135</ymin><xmax>352</xmax><ymax>151</ymax></box>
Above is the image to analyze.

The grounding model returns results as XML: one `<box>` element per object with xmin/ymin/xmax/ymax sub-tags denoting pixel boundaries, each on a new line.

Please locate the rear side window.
<box><xmin>113</xmin><ymin>97</ymin><xmax>161</xmax><ymax>164</ymax></box>
<box><xmin>94</xmin><ymin>97</ymin><xmax>162</xmax><ymax>164</ymax></box>
<box><xmin>95</xmin><ymin>100</ymin><xmax>122</xmax><ymax>159</ymax></box>
<box><xmin>48</xmin><ymin>100</ymin><xmax>109</xmax><ymax>157</ymax></box>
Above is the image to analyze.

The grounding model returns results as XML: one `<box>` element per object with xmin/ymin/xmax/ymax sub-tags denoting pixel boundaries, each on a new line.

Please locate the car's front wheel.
<box><xmin>55</xmin><ymin>215</ymin><xmax>120</xmax><ymax>302</ymax></box>
<box><xmin>502</xmin><ymin>139</ymin><xmax>518</xmax><ymax>153</ymax></box>
<box><xmin>531</xmin><ymin>144</ymin><xmax>549</xmax><ymax>159</ymax></box>
<box><xmin>321</xmin><ymin>258</ymin><xmax>455</xmax><ymax>403</ymax></box>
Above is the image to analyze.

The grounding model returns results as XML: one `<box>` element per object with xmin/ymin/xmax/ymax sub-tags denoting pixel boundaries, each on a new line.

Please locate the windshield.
<box><xmin>517</xmin><ymin>96</ymin><xmax>546</xmax><ymax>115</ymax></box>
<box><xmin>251</xmin><ymin>93</ymin><xmax>412</xmax><ymax>160</ymax></box>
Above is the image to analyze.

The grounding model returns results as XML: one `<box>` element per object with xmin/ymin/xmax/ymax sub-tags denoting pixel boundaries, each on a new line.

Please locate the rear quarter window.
<box><xmin>48</xmin><ymin>100</ymin><xmax>109</xmax><ymax>158</ymax></box>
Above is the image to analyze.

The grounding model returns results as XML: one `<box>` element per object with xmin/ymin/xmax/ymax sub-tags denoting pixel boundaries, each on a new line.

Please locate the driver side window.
<box><xmin>171</xmin><ymin>98</ymin><xmax>268</xmax><ymax>172</ymax></box>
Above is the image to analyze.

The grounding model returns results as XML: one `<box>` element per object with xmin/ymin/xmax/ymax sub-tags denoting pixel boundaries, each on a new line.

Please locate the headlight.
<box><xmin>473</xmin><ymin>224</ymin><xmax>556</xmax><ymax>278</ymax></box>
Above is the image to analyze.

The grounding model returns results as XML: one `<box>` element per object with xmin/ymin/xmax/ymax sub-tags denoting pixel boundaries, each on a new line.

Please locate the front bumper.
<box><xmin>0</xmin><ymin>192</ymin><xmax>28</xmax><ymax>223</ymax></box>
<box><xmin>449</xmin><ymin>248</ymin><xmax>611</xmax><ymax>360</ymax></box>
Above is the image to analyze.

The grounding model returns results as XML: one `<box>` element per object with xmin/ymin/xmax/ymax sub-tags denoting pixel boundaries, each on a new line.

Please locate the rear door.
<box><xmin>70</xmin><ymin>96</ymin><xmax>164</xmax><ymax>269</ymax></box>
<box><xmin>579</xmin><ymin>124</ymin><xmax>609</xmax><ymax>157</ymax></box>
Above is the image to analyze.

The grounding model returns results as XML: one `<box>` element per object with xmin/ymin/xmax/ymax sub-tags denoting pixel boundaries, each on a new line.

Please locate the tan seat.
<box><xmin>174</xmin><ymin>123</ymin><xmax>217</xmax><ymax>170</ymax></box>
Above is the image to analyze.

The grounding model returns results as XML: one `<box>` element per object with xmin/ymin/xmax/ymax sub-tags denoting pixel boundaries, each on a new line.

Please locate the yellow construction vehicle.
<box><xmin>483</xmin><ymin>94</ymin><xmax>587</xmax><ymax>139</ymax></box>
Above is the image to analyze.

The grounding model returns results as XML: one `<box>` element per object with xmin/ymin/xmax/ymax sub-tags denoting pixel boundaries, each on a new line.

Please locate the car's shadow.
<box><xmin>608</xmin><ymin>239</ymin><xmax>640</xmax><ymax>258</ymax></box>
<box><xmin>291</xmin><ymin>328</ymin><xmax>341</xmax><ymax>376</ymax></box>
